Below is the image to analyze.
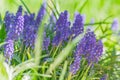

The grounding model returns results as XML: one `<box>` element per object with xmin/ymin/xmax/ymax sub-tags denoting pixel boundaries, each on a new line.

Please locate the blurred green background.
<box><xmin>0</xmin><ymin>0</ymin><xmax>120</xmax><ymax>22</ymax></box>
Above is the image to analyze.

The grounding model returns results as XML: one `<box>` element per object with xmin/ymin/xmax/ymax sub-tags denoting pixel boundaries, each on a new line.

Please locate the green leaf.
<box><xmin>59</xmin><ymin>61</ymin><xmax>68</xmax><ymax>80</ymax></box>
<box><xmin>0</xmin><ymin>55</ymin><xmax>8</xmax><ymax>80</ymax></box>
<box><xmin>0</xmin><ymin>24</ymin><xmax>6</xmax><ymax>43</ymax></box>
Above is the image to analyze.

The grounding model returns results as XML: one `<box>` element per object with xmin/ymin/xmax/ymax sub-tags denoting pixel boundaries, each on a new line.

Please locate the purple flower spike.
<box><xmin>5</xmin><ymin>5</ymin><xmax>24</xmax><ymax>40</ymax></box>
<box><xmin>94</xmin><ymin>40</ymin><xmax>103</xmax><ymax>57</ymax></box>
<box><xmin>35</xmin><ymin>3</ymin><xmax>46</xmax><ymax>29</ymax></box>
<box><xmin>52</xmin><ymin>11</ymin><xmax>71</xmax><ymax>46</ymax></box>
<box><xmin>43</xmin><ymin>37</ymin><xmax>50</xmax><ymax>50</ymax></box>
<box><xmin>71</xmin><ymin>13</ymin><xmax>84</xmax><ymax>38</ymax></box>
<box><xmin>81</xmin><ymin>14</ymin><xmax>86</xmax><ymax>23</ymax></box>
<box><xmin>14</xmin><ymin>6</ymin><xmax>24</xmax><ymax>38</ymax></box>
<box><xmin>16</xmin><ymin>6</ymin><xmax>23</xmax><ymax>17</ymax></box>
<box><xmin>70</xmin><ymin>29</ymin><xmax>103</xmax><ymax>74</ymax></box>
<box><xmin>4</xmin><ymin>39</ymin><xmax>14</xmax><ymax>62</ymax></box>
<box><xmin>4</xmin><ymin>6</ymin><xmax>24</xmax><ymax>61</ymax></box>
<box><xmin>15</xmin><ymin>16</ymin><xmax>24</xmax><ymax>37</ymax></box>
<box><xmin>23</xmin><ymin>13</ymin><xmax>36</xmax><ymax>48</ymax></box>
<box><xmin>4</xmin><ymin>12</ymin><xmax>15</xmax><ymax>32</ymax></box>
<box><xmin>52</xmin><ymin>32</ymin><xmax>62</xmax><ymax>46</ymax></box>
<box><xmin>111</xmin><ymin>18</ymin><xmax>119</xmax><ymax>31</ymax></box>
<box><xmin>87</xmin><ymin>40</ymin><xmax>103</xmax><ymax>63</ymax></box>
<box><xmin>70</xmin><ymin>56</ymin><xmax>81</xmax><ymax>75</ymax></box>
<box><xmin>7</xmin><ymin>15</ymin><xmax>24</xmax><ymax>40</ymax></box>
<box><xmin>42</xmin><ymin>32</ymin><xmax>50</xmax><ymax>50</ymax></box>
<box><xmin>55</xmin><ymin>11</ymin><xmax>70</xmax><ymax>32</ymax></box>
<box><xmin>90</xmin><ymin>18</ymin><xmax>94</xmax><ymax>24</ymax></box>
<box><xmin>50</xmin><ymin>12</ymin><xmax>57</xmax><ymax>23</ymax></box>
<box><xmin>87</xmin><ymin>18</ymin><xmax>95</xmax><ymax>31</ymax></box>
<box><xmin>23</xmin><ymin>3</ymin><xmax>46</xmax><ymax>48</ymax></box>
<box><xmin>100</xmin><ymin>74</ymin><xmax>107</xmax><ymax>80</ymax></box>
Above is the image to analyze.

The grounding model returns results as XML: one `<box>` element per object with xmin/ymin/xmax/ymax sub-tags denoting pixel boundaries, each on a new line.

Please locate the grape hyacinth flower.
<box><xmin>52</xmin><ymin>11</ymin><xmax>71</xmax><ymax>46</ymax></box>
<box><xmin>86</xmin><ymin>40</ymin><xmax>103</xmax><ymax>63</ymax></box>
<box><xmin>55</xmin><ymin>11</ymin><xmax>71</xmax><ymax>32</ymax></box>
<box><xmin>70</xmin><ymin>29</ymin><xmax>103</xmax><ymax>74</ymax></box>
<box><xmin>4</xmin><ymin>6</ymin><xmax>23</xmax><ymax>33</ymax></box>
<box><xmin>23</xmin><ymin>13</ymin><xmax>36</xmax><ymax>48</ymax></box>
<box><xmin>16</xmin><ymin>6</ymin><xmax>23</xmax><ymax>17</ymax></box>
<box><xmin>6</xmin><ymin>14</ymin><xmax>24</xmax><ymax>40</ymax></box>
<box><xmin>43</xmin><ymin>37</ymin><xmax>50</xmax><ymax>50</ymax></box>
<box><xmin>71</xmin><ymin>13</ymin><xmax>84</xmax><ymax>38</ymax></box>
<box><xmin>5</xmin><ymin>6</ymin><xmax>24</xmax><ymax>40</ymax></box>
<box><xmin>100</xmin><ymin>74</ymin><xmax>107</xmax><ymax>80</ymax></box>
<box><xmin>4</xmin><ymin>6</ymin><xmax>24</xmax><ymax>61</ymax></box>
<box><xmin>4</xmin><ymin>39</ymin><xmax>14</xmax><ymax>62</ymax></box>
<box><xmin>70</xmin><ymin>56</ymin><xmax>81</xmax><ymax>75</ymax></box>
<box><xmin>23</xmin><ymin>3</ymin><xmax>46</xmax><ymax>48</ymax></box>
<box><xmin>47</xmin><ymin>12</ymin><xmax>57</xmax><ymax>31</ymax></box>
<box><xmin>14</xmin><ymin>16</ymin><xmax>24</xmax><ymax>38</ymax></box>
<box><xmin>35</xmin><ymin>3</ymin><xmax>46</xmax><ymax>30</ymax></box>
<box><xmin>15</xmin><ymin>6</ymin><xmax>24</xmax><ymax>38</ymax></box>
<box><xmin>52</xmin><ymin>32</ymin><xmax>62</xmax><ymax>46</ymax></box>
<box><xmin>43</xmin><ymin>32</ymin><xmax>50</xmax><ymax>50</ymax></box>
<box><xmin>111</xmin><ymin>18</ymin><xmax>119</xmax><ymax>31</ymax></box>
<box><xmin>87</xmin><ymin>18</ymin><xmax>95</xmax><ymax>31</ymax></box>
<box><xmin>81</xmin><ymin>14</ymin><xmax>86</xmax><ymax>23</ymax></box>
<box><xmin>50</xmin><ymin>12</ymin><xmax>57</xmax><ymax>23</ymax></box>
<box><xmin>90</xmin><ymin>18</ymin><xmax>95</xmax><ymax>24</ymax></box>
<box><xmin>4</xmin><ymin>12</ymin><xmax>15</xmax><ymax>32</ymax></box>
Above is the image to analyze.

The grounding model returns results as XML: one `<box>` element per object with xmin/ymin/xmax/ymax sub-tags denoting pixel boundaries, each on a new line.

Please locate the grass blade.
<box><xmin>59</xmin><ymin>61</ymin><xmax>68</xmax><ymax>80</ymax></box>
<box><xmin>20</xmin><ymin>0</ymin><xmax>31</xmax><ymax>14</ymax></box>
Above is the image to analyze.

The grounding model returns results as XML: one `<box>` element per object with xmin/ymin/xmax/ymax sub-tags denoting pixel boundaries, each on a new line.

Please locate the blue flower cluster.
<box><xmin>111</xmin><ymin>18</ymin><xmax>119</xmax><ymax>31</ymax></box>
<box><xmin>23</xmin><ymin>13</ymin><xmax>36</xmax><ymax>48</ymax></box>
<box><xmin>3</xmin><ymin>3</ymin><xmax>103</xmax><ymax>71</ymax></box>
<box><xmin>71</xmin><ymin>13</ymin><xmax>84</xmax><ymax>38</ymax></box>
<box><xmin>4</xmin><ymin>12</ymin><xmax>15</xmax><ymax>32</ymax></box>
<box><xmin>70</xmin><ymin>29</ymin><xmax>103</xmax><ymax>74</ymax></box>
<box><xmin>52</xmin><ymin>11</ymin><xmax>85</xmax><ymax>46</ymax></box>
<box><xmin>4</xmin><ymin>6</ymin><xmax>24</xmax><ymax>61</ymax></box>
<box><xmin>52</xmin><ymin>11</ymin><xmax>71</xmax><ymax>46</ymax></box>
<box><xmin>35</xmin><ymin>3</ymin><xmax>46</xmax><ymax>30</ymax></box>
<box><xmin>4</xmin><ymin>3</ymin><xmax>47</xmax><ymax>61</ymax></box>
<box><xmin>51</xmin><ymin>11</ymin><xmax>103</xmax><ymax>75</ymax></box>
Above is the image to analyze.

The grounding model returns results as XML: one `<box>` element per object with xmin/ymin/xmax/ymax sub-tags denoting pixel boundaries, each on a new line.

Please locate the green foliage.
<box><xmin>0</xmin><ymin>0</ymin><xmax>120</xmax><ymax>80</ymax></box>
<box><xmin>0</xmin><ymin>55</ymin><xmax>8</xmax><ymax>80</ymax></box>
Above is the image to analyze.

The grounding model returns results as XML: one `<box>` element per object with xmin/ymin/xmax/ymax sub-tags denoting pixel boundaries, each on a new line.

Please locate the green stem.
<box><xmin>50</xmin><ymin>0</ymin><xmax>59</xmax><ymax>15</ymax></box>
<box><xmin>84</xmin><ymin>22</ymin><xmax>111</xmax><ymax>26</ymax></box>
<box><xmin>52</xmin><ymin>42</ymin><xmax>62</xmax><ymax>58</ymax></box>
<box><xmin>59</xmin><ymin>61</ymin><xmax>68</xmax><ymax>80</ymax></box>
<box><xmin>47</xmin><ymin>3</ymin><xmax>57</xmax><ymax>20</ymax></box>
<box><xmin>81</xmin><ymin>63</ymin><xmax>92</xmax><ymax>80</ymax></box>
<box><xmin>20</xmin><ymin>0</ymin><xmax>31</xmax><ymax>14</ymax></box>
<box><xmin>79</xmin><ymin>0</ymin><xmax>88</xmax><ymax>12</ymax></box>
